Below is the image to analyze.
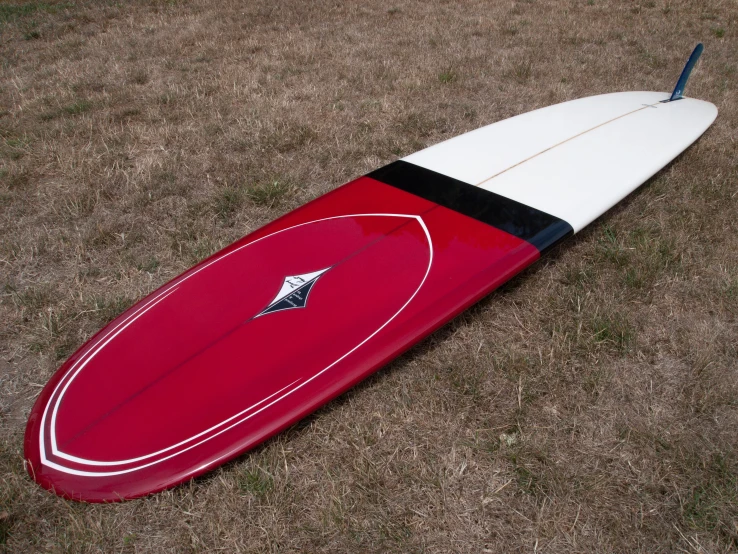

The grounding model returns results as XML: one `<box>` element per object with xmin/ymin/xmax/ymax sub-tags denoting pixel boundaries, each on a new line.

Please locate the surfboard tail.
<box><xmin>666</xmin><ymin>43</ymin><xmax>704</xmax><ymax>102</ymax></box>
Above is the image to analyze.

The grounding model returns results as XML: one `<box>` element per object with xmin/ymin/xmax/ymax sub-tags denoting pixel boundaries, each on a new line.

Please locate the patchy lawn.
<box><xmin>1</xmin><ymin>0</ymin><xmax>736</xmax><ymax>551</ymax></box>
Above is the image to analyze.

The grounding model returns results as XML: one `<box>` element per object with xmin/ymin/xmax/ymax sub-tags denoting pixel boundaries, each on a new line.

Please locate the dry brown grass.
<box><xmin>1</xmin><ymin>0</ymin><xmax>737</xmax><ymax>551</ymax></box>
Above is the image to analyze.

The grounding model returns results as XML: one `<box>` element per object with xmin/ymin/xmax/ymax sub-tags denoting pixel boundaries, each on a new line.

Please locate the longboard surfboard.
<box><xmin>25</xmin><ymin>46</ymin><xmax>717</xmax><ymax>501</ymax></box>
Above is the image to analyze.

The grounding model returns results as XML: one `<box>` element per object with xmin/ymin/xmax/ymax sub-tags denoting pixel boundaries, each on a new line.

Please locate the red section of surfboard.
<box><xmin>24</xmin><ymin>177</ymin><xmax>539</xmax><ymax>501</ymax></box>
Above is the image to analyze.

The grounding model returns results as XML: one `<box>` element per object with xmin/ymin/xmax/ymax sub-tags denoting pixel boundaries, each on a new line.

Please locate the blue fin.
<box><xmin>667</xmin><ymin>43</ymin><xmax>704</xmax><ymax>101</ymax></box>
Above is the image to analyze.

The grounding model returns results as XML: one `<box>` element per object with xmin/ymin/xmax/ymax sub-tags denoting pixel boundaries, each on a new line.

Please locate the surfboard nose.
<box><xmin>25</xmin><ymin>211</ymin><xmax>432</xmax><ymax>499</ymax></box>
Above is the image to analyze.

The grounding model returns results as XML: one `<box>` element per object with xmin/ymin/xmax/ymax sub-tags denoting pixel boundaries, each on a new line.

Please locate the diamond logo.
<box><xmin>256</xmin><ymin>268</ymin><xmax>331</xmax><ymax>317</ymax></box>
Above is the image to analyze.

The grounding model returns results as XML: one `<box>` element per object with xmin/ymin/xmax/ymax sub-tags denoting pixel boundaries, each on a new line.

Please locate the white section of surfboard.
<box><xmin>403</xmin><ymin>91</ymin><xmax>717</xmax><ymax>232</ymax></box>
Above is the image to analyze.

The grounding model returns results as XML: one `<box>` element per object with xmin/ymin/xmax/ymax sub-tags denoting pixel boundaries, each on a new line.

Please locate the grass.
<box><xmin>90</xmin><ymin>295</ymin><xmax>134</xmax><ymax>325</ymax></box>
<box><xmin>246</xmin><ymin>179</ymin><xmax>293</xmax><ymax>207</ymax></box>
<box><xmin>39</xmin><ymin>99</ymin><xmax>93</xmax><ymax>121</ymax></box>
<box><xmin>213</xmin><ymin>184</ymin><xmax>244</xmax><ymax>220</ymax></box>
<box><xmin>438</xmin><ymin>69</ymin><xmax>457</xmax><ymax>84</ymax></box>
<box><xmin>0</xmin><ymin>3</ymin><xmax>71</xmax><ymax>23</ymax></box>
<box><xmin>237</xmin><ymin>467</ymin><xmax>274</xmax><ymax>498</ymax></box>
<box><xmin>212</xmin><ymin>179</ymin><xmax>293</xmax><ymax>221</ymax></box>
<box><xmin>590</xmin><ymin>313</ymin><xmax>634</xmax><ymax>352</ymax></box>
<box><xmin>505</xmin><ymin>59</ymin><xmax>533</xmax><ymax>83</ymax></box>
<box><xmin>0</xmin><ymin>0</ymin><xmax>736</xmax><ymax>552</ymax></box>
<box><xmin>61</xmin><ymin>100</ymin><xmax>92</xmax><ymax>116</ymax></box>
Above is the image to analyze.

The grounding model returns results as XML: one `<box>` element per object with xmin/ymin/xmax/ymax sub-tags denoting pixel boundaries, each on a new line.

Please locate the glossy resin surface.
<box><xmin>25</xmin><ymin>177</ymin><xmax>540</xmax><ymax>501</ymax></box>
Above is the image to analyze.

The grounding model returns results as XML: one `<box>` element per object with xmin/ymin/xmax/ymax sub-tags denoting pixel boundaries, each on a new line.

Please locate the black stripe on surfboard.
<box><xmin>367</xmin><ymin>160</ymin><xmax>573</xmax><ymax>253</ymax></box>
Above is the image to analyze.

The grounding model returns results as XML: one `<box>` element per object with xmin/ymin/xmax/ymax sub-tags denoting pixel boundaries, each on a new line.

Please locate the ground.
<box><xmin>1</xmin><ymin>0</ymin><xmax>737</xmax><ymax>552</ymax></box>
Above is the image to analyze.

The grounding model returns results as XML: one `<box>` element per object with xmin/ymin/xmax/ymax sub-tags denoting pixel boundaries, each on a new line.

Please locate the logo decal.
<box><xmin>257</xmin><ymin>268</ymin><xmax>331</xmax><ymax>317</ymax></box>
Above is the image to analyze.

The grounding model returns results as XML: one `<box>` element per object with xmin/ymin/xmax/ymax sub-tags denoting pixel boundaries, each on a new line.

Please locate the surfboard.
<box><xmin>24</xmin><ymin>46</ymin><xmax>717</xmax><ymax>502</ymax></box>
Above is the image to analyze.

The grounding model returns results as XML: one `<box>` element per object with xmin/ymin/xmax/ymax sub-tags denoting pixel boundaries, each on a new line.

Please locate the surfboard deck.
<box><xmin>24</xmin><ymin>89</ymin><xmax>717</xmax><ymax>502</ymax></box>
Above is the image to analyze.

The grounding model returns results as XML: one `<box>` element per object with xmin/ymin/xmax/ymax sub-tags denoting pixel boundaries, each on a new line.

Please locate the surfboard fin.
<box><xmin>665</xmin><ymin>43</ymin><xmax>704</xmax><ymax>102</ymax></box>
